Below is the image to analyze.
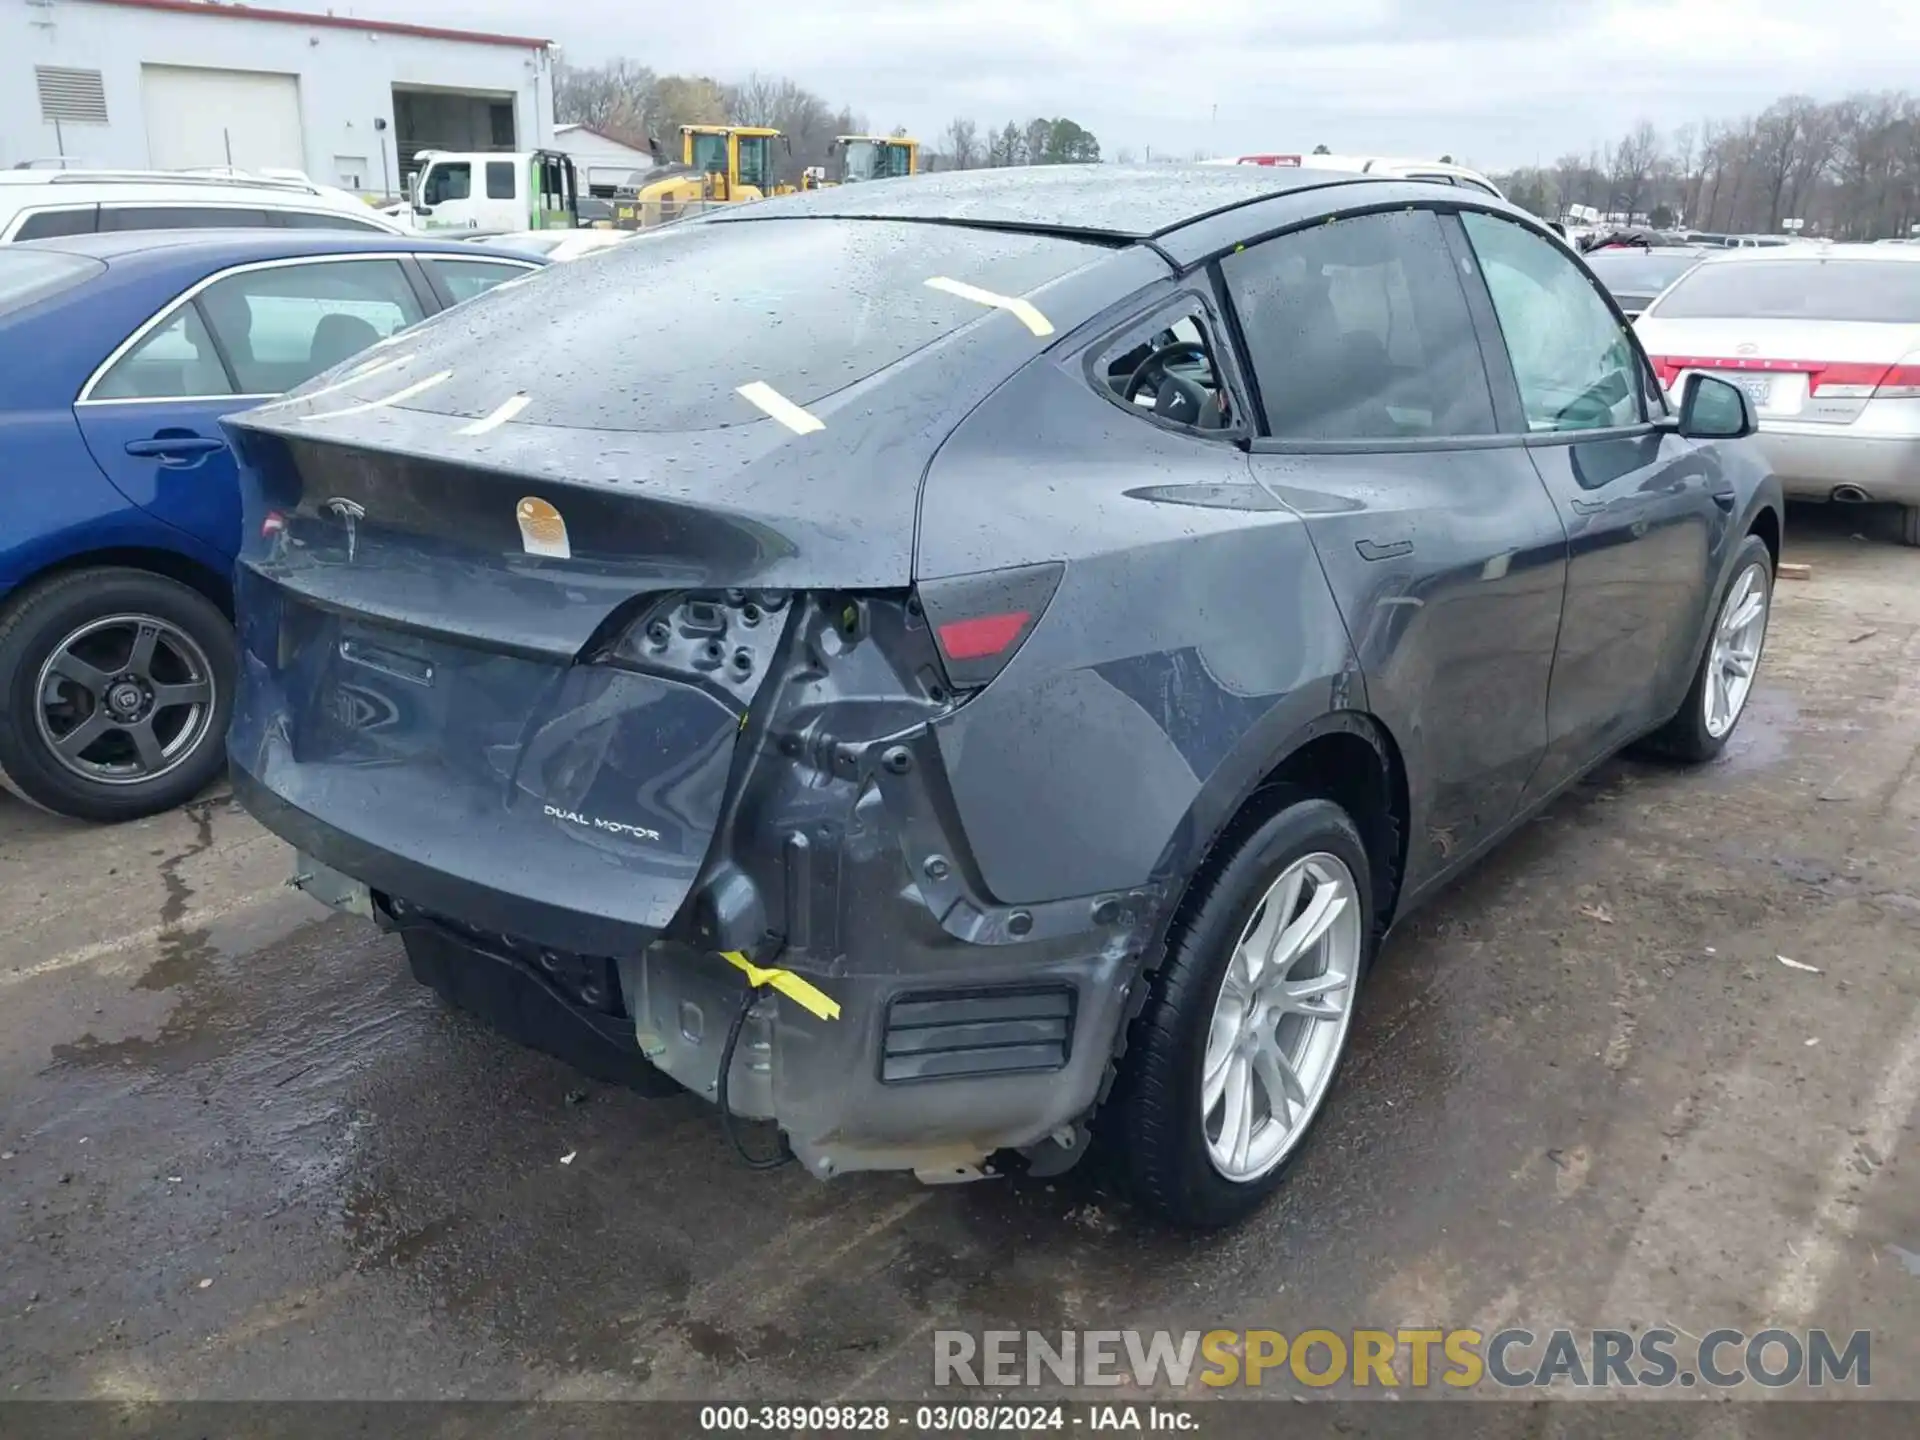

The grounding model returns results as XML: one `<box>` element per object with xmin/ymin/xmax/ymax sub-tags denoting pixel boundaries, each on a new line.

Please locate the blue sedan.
<box><xmin>0</xmin><ymin>230</ymin><xmax>547</xmax><ymax>821</ymax></box>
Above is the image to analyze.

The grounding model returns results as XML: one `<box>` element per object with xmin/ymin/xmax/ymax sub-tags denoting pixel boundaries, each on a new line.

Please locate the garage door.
<box><xmin>142</xmin><ymin>65</ymin><xmax>304</xmax><ymax>172</ymax></box>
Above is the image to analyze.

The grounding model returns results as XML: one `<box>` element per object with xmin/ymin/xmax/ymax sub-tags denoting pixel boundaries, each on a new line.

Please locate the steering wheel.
<box><xmin>1124</xmin><ymin>341</ymin><xmax>1216</xmax><ymax>426</ymax></box>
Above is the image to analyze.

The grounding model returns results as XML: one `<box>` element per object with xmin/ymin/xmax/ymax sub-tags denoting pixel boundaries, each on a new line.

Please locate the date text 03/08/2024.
<box><xmin>697</xmin><ymin>1404</ymin><xmax>1189</xmax><ymax>1432</ymax></box>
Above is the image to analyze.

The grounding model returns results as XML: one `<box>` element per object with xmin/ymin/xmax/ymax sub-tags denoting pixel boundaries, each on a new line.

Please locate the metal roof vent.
<box><xmin>36</xmin><ymin>66</ymin><xmax>109</xmax><ymax>126</ymax></box>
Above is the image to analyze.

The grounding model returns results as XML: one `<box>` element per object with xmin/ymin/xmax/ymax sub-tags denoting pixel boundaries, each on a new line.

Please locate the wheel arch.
<box><xmin>1747</xmin><ymin>503</ymin><xmax>1781</xmax><ymax>571</ymax></box>
<box><xmin>1156</xmin><ymin>708</ymin><xmax>1411</xmax><ymax>942</ymax></box>
<box><xmin>5</xmin><ymin>545</ymin><xmax>233</xmax><ymax>621</ymax></box>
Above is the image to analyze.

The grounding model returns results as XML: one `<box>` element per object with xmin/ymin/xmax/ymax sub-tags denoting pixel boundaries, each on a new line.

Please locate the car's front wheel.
<box><xmin>1113</xmin><ymin>794</ymin><xmax>1375</xmax><ymax>1229</ymax></box>
<box><xmin>1643</xmin><ymin>534</ymin><xmax>1773</xmax><ymax>763</ymax></box>
<box><xmin>0</xmin><ymin>568</ymin><xmax>235</xmax><ymax>823</ymax></box>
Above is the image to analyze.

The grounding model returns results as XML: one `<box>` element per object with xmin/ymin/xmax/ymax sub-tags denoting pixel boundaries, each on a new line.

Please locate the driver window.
<box><xmin>422</xmin><ymin>163</ymin><xmax>470</xmax><ymax>205</ymax></box>
<box><xmin>1459</xmin><ymin>211</ymin><xmax>1643</xmax><ymax>433</ymax></box>
<box><xmin>1095</xmin><ymin>305</ymin><xmax>1238</xmax><ymax>434</ymax></box>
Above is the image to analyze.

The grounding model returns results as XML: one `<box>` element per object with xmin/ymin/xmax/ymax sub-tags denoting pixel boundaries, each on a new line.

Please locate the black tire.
<box><xmin>1641</xmin><ymin>534</ymin><xmax>1773</xmax><ymax>764</ymax></box>
<box><xmin>1112</xmin><ymin>794</ymin><xmax>1376</xmax><ymax>1229</ymax></box>
<box><xmin>0</xmin><ymin>568</ymin><xmax>235</xmax><ymax>823</ymax></box>
<box><xmin>1901</xmin><ymin>505</ymin><xmax>1920</xmax><ymax>548</ymax></box>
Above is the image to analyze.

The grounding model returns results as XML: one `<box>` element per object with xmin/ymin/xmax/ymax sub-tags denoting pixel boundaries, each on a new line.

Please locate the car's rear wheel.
<box><xmin>0</xmin><ymin>568</ymin><xmax>235</xmax><ymax>823</ymax></box>
<box><xmin>1113</xmin><ymin>794</ymin><xmax>1374</xmax><ymax>1229</ymax></box>
<box><xmin>1901</xmin><ymin>504</ymin><xmax>1920</xmax><ymax>548</ymax></box>
<box><xmin>1642</xmin><ymin>534</ymin><xmax>1773</xmax><ymax>764</ymax></box>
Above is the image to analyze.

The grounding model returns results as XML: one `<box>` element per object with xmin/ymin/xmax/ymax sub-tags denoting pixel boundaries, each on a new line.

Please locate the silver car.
<box><xmin>1636</xmin><ymin>244</ymin><xmax>1920</xmax><ymax>544</ymax></box>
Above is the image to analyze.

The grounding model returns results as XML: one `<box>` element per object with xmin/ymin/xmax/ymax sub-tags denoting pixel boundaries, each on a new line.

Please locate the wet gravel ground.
<box><xmin>1</xmin><ymin>505</ymin><xmax>1916</xmax><ymax>1406</ymax></box>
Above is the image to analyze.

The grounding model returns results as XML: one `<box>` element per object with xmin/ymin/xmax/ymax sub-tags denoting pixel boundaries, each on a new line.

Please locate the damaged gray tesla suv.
<box><xmin>224</xmin><ymin>166</ymin><xmax>1782</xmax><ymax>1228</ymax></box>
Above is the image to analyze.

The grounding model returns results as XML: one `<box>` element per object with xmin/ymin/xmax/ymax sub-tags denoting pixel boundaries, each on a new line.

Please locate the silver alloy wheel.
<box><xmin>33</xmin><ymin>613</ymin><xmax>217</xmax><ymax>786</ymax></box>
<box><xmin>1201</xmin><ymin>852</ymin><xmax>1363</xmax><ymax>1183</ymax></box>
<box><xmin>1704</xmin><ymin>561</ymin><xmax>1770</xmax><ymax>739</ymax></box>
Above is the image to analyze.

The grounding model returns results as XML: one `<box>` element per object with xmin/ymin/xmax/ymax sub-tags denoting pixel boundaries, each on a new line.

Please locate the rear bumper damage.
<box><xmin>260</xmin><ymin>777</ymin><xmax>1144</xmax><ymax>1180</ymax></box>
<box><xmin>235</xmin><ymin>584</ymin><xmax>1161</xmax><ymax>1180</ymax></box>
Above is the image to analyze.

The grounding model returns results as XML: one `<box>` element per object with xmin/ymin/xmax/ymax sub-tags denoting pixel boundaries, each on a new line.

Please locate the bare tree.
<box><xmin>987</xmin><ymin>122</ymin><xmax>1023</xmax><ymax>167</ymax></box>
<box><xmin>1607</xmin><ymin>121</ymin><xmax>1661</xmax><ymax>220</ymax></box>
<box><xmin>1025</xmin><ymin>118</ymin><xmax>1053</xmax><ymax>167</ymax></box>
<box><xmin>724</xmin><ymin>73</ymin><xmax>785</xmax><ymax>129</ymax></box>
<box><xmin>553</xmin><ymin>59</ymin><xmax>659</xmax><ymax>148</ymax></box>
<box><xmin>942</xmin><ymin>117</ymin><xmax>980</xmax><ymax>169</ymax></box>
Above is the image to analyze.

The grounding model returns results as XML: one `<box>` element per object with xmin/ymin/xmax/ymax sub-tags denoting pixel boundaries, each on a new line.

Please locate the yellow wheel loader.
<box><xmin>833</xmin><ymin>136</ymin><xmax>920</xmax><ymax>183</ymax></box>
<box><xmin>613</xmin><ymin>125</ymin><xmax>790</xmax><ymax>229</ymax></box>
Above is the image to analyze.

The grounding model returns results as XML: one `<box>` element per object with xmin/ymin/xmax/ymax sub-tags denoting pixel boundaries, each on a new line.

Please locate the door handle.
<box><xmin>125</xmin><ymin>436</ymin><xmax>225</xmax><ymax>461</ymax></box>
<box><xmin>1355</xmin><ymin>538</ymin><xmax>1414</xmax><ymax>562</ymax></box>
<box><xmin>1570</xmin><ymin>498</ymin><xmax>1607</xmax><ymax>516</ymax></box>
<box><xmin>1711</xmin><ymin>489</ymin><xmax>1737</xmax><ymax>512</ymax></box>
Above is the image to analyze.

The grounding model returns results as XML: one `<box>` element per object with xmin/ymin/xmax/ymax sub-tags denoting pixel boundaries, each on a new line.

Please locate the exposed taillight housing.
<box><xmin>916</xmin><ymin>561</ymin><xmax>1063</xmax><ymax>692</ymax></box>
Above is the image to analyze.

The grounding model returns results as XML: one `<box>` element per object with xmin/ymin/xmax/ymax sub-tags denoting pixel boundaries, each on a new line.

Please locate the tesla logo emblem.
<box><xmin>1736</xmin><ymin>342</ymin><xmax>1759</xmax><ymax>355</ymax></box>
<box><xmin>323</xmin><ymin>498</ymin><xmax>365</xmax><ymax>562</ymax></box>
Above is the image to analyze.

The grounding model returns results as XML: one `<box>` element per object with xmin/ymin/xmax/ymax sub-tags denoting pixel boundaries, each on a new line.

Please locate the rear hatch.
<box><xmin>223</xmin><ymin>215</ymin><xmax>1133</xmax><ymax>953</ymax></box>
<box><xmin>1639</xmin><ymin>255</ymin><xmax>1920</xmax><ymax>425</ymax></box>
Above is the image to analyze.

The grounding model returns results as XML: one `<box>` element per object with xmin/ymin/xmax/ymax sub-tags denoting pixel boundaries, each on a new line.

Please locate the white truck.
<box><xmin>409</xmin><ymin>150</ymin><xmax>581</xmax><ymax>234</ymax></box>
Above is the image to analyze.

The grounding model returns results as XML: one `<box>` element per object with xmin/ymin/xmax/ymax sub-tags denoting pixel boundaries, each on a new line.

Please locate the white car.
<box><xmin>1635</xmin><ymin>244</ymin><xmax>1920</xmax><ymax>544</ymax></box>
<box><xmin>0</xmin><ymin>169</ymin><xmax>406</xmax><ymax>243</ymax></box>
<box><xmin>472</xmin><ymin>229</ymin><xmax>632</xmax><ymax>262</ymax></box>
<box><xmin>1201</xmin><ymin>153</ymin><xmax>1505</xmax><ymax>199</ymax></box>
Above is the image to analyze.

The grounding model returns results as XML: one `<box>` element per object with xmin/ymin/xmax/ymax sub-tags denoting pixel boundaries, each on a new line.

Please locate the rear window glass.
<box><xmin>401</xmin><ymin>218</ymin><xmax>1105</xmax><ymax>432</ymax></box>
<box><xmin>1654</xmin><ymin>260</ymin><xmax>1920</xmax><ymax>322</ymax></box>
<box><xmin>0</xmin><ymin>249</ymin><xmax>104</xmax><ymax>317</ymax></box>
<box><xmin>1584</xmin><ymin>251</ymin><xmax>1702</xmax><ymax>295</ymax></box>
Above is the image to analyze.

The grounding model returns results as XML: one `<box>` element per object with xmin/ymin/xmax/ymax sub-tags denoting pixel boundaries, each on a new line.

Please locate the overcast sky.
<box><xmin>390</xmin><ymin>0</ymin><xmax>1919</xmax><ymax>170</ymax></box>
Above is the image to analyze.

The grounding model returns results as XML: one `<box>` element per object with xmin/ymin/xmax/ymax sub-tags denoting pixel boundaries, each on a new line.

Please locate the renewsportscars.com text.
<box><xmin>934</xmin><ymin>1327</ymin><xmax>1872</xmax><ymax>1390</ymax></box>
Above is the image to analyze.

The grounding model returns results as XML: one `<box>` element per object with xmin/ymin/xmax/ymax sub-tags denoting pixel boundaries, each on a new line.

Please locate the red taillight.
<box><xmin>1808</xmin><ymin>362</ymin><xmax>1887</xmax><ymax>396</ymax></box>
<box><xmin>1873</xmin><ymin>363</ymin><xmax>1920</xmax><ymax>398</ymax></box>
<box><xmin>937</xmin><ymin>611</ymin><xmax>1030</xmax><ymax>661</ymax></box>
<box><xmin>261</xmin><ymin>510</ymin><xmax>287</xmax><ymax>538</ymax></box>
<box><xmin>917</xmin><ymin>562</ymin><xmax>1064</xmax><ymax>691</ymax></box>
<box><xmin>1647</xmin><ymin>354</ymin><xmax>1920</xmax><ymax>399</ymax></box>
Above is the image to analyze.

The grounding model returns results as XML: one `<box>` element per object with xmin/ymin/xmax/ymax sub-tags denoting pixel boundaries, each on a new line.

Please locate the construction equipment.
<box><xmin>824</xmin><ymin>135</ymin><xmax>919</xmax><ymax>185</ymax></box>
<box><xmin>613</xmin><ymin>125</ymin><xmax>788</xmax><ymax>229</ymax></box>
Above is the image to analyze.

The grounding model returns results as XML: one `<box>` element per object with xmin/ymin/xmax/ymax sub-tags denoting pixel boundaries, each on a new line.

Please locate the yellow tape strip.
<box><xmin>924</xmin><ymin>275</ymin><xmax>1055</xmax><ymax>337</ymax></box>
<box><xmin>721</xmin><ymin>950</ymin><xmax>841</xmax><ymax>1021</ymax></box>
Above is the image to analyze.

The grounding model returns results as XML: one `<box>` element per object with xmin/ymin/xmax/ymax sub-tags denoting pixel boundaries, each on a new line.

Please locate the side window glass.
<box><xmin>1460</xmin><ymin>212</ymin><xmax>1643</xmax><ymax>433</ymax></box>
<box><xmin>486</xmin><ymin>161</ymin><xmax>517</xmax><ymax>200</ymax></box>
<box><xmin>16</xmin><ymin>208</ymin><xmax>97</xmax><ymax>240</ymax></box>
<box><xmin>1095</xmin><ymin>303</ymin><xmax>1238</xmax><ymax>433</ymax></box>
<box><xmin>280</xmin><ymin>210</ymin><xmax>387</xmax><ymax>233</ymax></box>
<box><xmin>196</xmin><ymin>260</ymin><xmax>425</xmax><ymax>395</ymax></box>
<box><xmin>426</xmin><ymin>257</ymin><xmax>536</xmax><ymax>304</ymax></box>
<box><xmin>90</xmin><ymin>303</ymin><xmax>233</xmax><ymax>401</ymax></box>
<box><xmin>103</xmin><ymin>206</ymin><xmax>272</xmax><ymax>231</ymax></box>
<box><xmin>1223</xmin><ymin>209</ymin><xmax>1495</xmax><ymax>441</ymax></box>
<box><xmin>423</xmin><ymin>164</ymin><xmax>471</xmax><ymax>205</ymax></box>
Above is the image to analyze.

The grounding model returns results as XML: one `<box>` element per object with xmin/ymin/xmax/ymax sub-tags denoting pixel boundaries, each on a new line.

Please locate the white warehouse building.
<box><xmin>4</xmin><ymin>0</ymin><xmax>557</xmax><ymax>198</ymax></box>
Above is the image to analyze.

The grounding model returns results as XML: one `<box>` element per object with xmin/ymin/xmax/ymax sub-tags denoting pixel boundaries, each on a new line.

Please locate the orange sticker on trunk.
<box><xmin>516</xmin><ymin>497</ymin><xmax>570</xmax><ymax>559</ymax></box>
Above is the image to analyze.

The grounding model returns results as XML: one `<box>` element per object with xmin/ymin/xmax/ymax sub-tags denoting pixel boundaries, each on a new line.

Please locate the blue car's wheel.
<box><xmin>0</xmin><ymin>568</ymin><xmax>235</xmax><ymax>823</ymax></box>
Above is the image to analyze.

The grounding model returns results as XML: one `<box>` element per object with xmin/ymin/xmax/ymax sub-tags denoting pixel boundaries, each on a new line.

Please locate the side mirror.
<box><xmin>412</xmin><ymin>203</ymin><xmax>431</xmax><ymax>216</ymax></box>
<box><xmin>1676</xmin><ymin>373</ymin><xmax>1755</xmax><ymax>440</ymax></box>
